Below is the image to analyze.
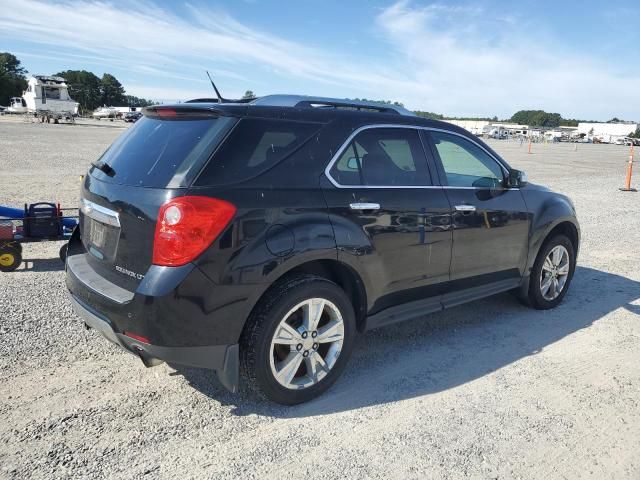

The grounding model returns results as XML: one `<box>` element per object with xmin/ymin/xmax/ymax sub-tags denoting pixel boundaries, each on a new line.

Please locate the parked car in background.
<box><xmin>123</xmin><ymin>111</ymin><xmax>142</xmax><ymax>123</ymax></box>
<box><xmin>66</xmin><ymin>95</ymin><xmax>580</xmax><ymax>405</ymax></box>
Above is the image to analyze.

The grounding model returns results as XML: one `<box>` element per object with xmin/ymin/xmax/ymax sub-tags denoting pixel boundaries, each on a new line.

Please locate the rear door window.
<box><xmin>91</xmin><ymin>115</ymin><xmax>236</xmax><ymax>188</ymax></box>
<box><xmin>195</xmin><ymin>118</ymin><xmax>321</xmax><ymax>186</ymax></box>
<box><xmin>330</xmin><ymin>128</ymin><xmax>432</xmax><ymax>186</ymax></box>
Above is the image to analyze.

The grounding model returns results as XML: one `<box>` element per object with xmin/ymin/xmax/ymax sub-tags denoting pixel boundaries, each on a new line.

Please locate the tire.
<box><xmin>525</xmin><ymin>234</ymin><xmax>575</xmax><ymax>309</ymax></box>
<box><xmin>240</xmin><ymin>274</ymin><xmax>356</xmax><ymax>405</ymax></box>
<box><xmin>0</xmin><ymin>246</ymin><xmax>22</xmax><ymax>272</ymax></box>
<box><xmin>59</xmin><ymin>243</ymin><xmax>68</xmax><ymax>263</ymax></box>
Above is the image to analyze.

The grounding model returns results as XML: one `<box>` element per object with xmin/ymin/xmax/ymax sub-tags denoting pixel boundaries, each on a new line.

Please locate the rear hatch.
<box><xmin>79</xmin><ymin>107</ymin><xmax>237</xmax><ymax>292</ymax></box>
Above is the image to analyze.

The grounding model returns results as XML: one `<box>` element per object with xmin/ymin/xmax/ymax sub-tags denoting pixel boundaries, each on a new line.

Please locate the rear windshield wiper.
<box><xmin>91</xmin><ymin>160</ymin><xmax>115</xmax><ymax>177</ymax></box>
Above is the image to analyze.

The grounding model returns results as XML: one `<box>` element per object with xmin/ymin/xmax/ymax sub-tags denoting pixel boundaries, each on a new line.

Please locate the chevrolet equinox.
<box><xmin>66</xmin><ymin>95</ymin><xmax>580</xmax><ymax>404</ymax></box>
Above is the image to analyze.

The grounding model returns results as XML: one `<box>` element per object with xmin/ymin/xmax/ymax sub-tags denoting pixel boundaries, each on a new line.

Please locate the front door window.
<box><xmin>430</xmin><ymin>132</ymin><xmax>504</xmax><ymax>188</ymax></box>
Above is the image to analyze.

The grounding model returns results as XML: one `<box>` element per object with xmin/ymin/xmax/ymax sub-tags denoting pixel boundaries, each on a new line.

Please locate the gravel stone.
<box><xmin>1</xmin><ymin>116</ymin><xmax>639</xmax><ymax>479</ymax></box>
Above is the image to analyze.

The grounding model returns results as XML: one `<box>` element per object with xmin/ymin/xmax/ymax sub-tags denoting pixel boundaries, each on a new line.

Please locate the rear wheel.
<box><xmin>0</xmin><ymin>246</ymin><xmax>22</xmax><ymax>272</ymax></box>
<box><xmin>240</xmin><ymin>275</ymin><xmax>356</xmax><ymax>405</ymax></box>
<box><xmin>59</xmin><ymin>243</ymin><xmax>68</xmax><ymax>263</ymax></box>
<box><xmin>525</xmin><ymin>234</ymin><xmax>575</xmax><ymax>309</ymax></box>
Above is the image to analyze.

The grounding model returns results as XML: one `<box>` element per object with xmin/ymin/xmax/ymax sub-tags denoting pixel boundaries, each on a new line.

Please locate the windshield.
<box><xmin>90</xmin><ymin>115</ymin><xmax>236</xmax><ymax>188</ymax></box>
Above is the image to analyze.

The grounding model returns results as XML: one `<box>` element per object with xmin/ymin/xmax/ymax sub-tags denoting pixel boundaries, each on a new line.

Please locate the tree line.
<box><xmin>0</xmin><ymin>52</ymin><xmax>155</xmax><ymax>114</ymax></box>
<box><xmin>55</xmin><ymin>70</ymin><xmax>155</xmax><ymax>113</ymax></box>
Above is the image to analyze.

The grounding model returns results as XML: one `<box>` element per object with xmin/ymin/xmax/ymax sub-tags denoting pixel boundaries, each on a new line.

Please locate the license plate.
<box><xmin>89</xmin><ymin>221</ymin><xmax>107</xmax><ymax>248</ymax></box>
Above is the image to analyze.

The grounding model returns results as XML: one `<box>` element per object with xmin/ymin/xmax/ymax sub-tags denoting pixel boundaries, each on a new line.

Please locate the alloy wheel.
<box><xmin>269</xmin><ymin>298</ymin><xmax>344</xmax><ymax>390</ymax></box>
<box><xmin>540</xmin><ymin>245</ymin><xmax>570</xmax><ymax>301</ymax></box>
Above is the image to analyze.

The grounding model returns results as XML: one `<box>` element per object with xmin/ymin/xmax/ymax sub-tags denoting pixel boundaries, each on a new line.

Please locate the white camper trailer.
<box><xmin>21</xmin><ymin>75</ymin><xmax>79</xmax><ymax>121</ymax></box>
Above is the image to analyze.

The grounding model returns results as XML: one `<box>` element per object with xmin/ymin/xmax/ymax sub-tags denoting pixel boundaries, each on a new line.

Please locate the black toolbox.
<box><xmin>23</xmin><ymin>203</ymin><xmax>62</xmax><ymax>238</ymax></box>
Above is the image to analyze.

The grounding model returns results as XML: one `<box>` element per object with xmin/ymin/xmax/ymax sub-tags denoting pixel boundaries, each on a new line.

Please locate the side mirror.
<box><xmin>507</xmin><ymin>169</ymin><xmax>528</xmax><ymax>188</ymax></box>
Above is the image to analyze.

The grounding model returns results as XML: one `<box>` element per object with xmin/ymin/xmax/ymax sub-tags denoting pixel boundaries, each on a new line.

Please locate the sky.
<box><xmin>1</xmin><ymin>0</ymin><xmax>639</xmax><ymax>120</ymax></box>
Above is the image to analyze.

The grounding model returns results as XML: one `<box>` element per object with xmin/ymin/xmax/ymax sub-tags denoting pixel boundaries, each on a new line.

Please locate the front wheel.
<box><xmin>240</xmin><ymin>275</ymin><xmax>356</xmax><ymax>405</ymax></box>
<box><xmin>525</xmin><ymin>234</ymin><xmax>576</xmax><ymax>309</ymax></box>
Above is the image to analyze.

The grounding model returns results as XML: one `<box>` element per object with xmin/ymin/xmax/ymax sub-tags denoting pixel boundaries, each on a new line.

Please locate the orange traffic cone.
<box><xmin>620</xmin><ymin>144</ymin><xmax>637</xmax><ymax>192</ymax></box>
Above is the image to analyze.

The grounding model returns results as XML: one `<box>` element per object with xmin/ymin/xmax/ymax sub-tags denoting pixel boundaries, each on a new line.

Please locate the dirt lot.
<box><xmin>1</xmin><ymin>116</ymin><xmax>639</xmax><ymax>479</ymax></box>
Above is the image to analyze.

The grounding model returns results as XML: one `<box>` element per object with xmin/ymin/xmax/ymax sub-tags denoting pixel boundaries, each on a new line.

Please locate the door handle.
<box><xmin>454</xmin><ymin>205</ymin><xmax>476</xmax><ymax>212</ymax></box>
<box><xmin>350</xmin><ymin>202</ymin><xmax>380</xmax><ymax>211</ymax></box>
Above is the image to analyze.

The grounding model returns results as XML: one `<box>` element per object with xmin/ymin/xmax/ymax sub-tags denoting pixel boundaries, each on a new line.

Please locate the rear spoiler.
<box><xmin>142</xmin><ymin>105</ymin><xmax>232</xmax><ymax>119</ymax></box>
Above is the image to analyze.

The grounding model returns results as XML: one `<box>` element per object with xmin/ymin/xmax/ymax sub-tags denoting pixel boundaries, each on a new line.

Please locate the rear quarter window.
<box><xmin>195</xmin><ymin>118</ymin><xmax>321</xmax><ymax>186</ymax></box>
<box><xmin>91</xmin><ymin>115</ymin><xmax>236</xmax><ymax>188</ymax></box>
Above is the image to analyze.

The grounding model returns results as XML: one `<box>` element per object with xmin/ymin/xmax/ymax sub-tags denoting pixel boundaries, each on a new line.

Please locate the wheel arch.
<box><xmin>526</xmin><ymin>217</ymin><xmax>580</xmax><ymax>277</ymax></box>
<box><xmin>546</xmin><ymin>221</ymin><xmax>579</xmax><ymax>253</ymax></box>
<box><xmin>524</xmin><ymin>188</ymin><xmax>580</xmax><ymax>274</ymax></box>
<box><xmin>243</xmin><ymin>258</ymin><xmax>368</xmax><ymax>334</ymax></box>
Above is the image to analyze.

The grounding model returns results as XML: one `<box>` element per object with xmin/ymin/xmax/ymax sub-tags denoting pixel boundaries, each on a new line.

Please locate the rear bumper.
<box><xmin>69</xmin><ymin>293</ymin><xmax>239</xmax><ymax>392</ymax></box>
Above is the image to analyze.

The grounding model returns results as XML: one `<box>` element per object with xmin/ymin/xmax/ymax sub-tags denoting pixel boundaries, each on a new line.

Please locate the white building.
<box><xmin>577</xmin><ymin>122</ymin><xmax>637</xmax><ymax>143</ymax></box>
<box><xmin>445</xmin><ymin>119</ymin><xmax>490</xmax><ymax>135</ymax></box>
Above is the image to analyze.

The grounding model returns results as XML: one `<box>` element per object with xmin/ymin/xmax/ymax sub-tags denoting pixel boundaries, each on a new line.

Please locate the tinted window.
<box><xmin>430</xmin><ymin>132</ymin><xmax>504</xmax><ymax>188</ymax></box>
<box><xmin>330</xmin><ymin>128</ymin><xmax>431</xmax><ymax>186</ymax></box>
<box><xmin>91</xmin><ymin>115</ymin><xmax>235</xmax><ymax>188</ymax></box>
<box><xmin>196</xmin><ymin>118</ymin><xmax>321</xmax><ymax>186</ymax></box>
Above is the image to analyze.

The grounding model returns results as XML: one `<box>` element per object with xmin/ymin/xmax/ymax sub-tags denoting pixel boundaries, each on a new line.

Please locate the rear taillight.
<box><xmin>152</xmin><ymin>196</ymin><xmax>236</xmax><ymax>267</ymax></box>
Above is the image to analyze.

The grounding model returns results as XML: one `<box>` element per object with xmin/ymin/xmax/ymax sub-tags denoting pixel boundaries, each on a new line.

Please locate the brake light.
<box><xmin>156</xmin><ymin>108</ymin><xmax>177</xmax><ymax>118</ymax></box>
<box><xmin>152</xmin><ymin>196</ymin><xmax>236</xmax><ymax>267</ymax></box>
<box><xmin>123</xmin><ymin>331</ymin><xmax>150</xmax><ymax>344</ymax></box>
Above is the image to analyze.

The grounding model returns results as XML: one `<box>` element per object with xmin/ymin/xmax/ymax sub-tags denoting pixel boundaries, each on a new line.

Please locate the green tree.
<box><xmin>510</xmin><ymin>110</ymin><xmax>562</xmax><ymax>128</ymax></box>
<box><xmin>352</xmin><ymin>98</ymin><xmax>405</xmax><ymax>107</ymax></box>
<box><xmin>56</xmin><ymin>70</ymin><xmax>102</xmax><ymax>114</ymax></box>
<box><xmin>100</xmin><ymin>73</ymin><xmax>126</xmax><ymax>106</ymax></box>
<box><xmin>124</xmin><ymin>95</ymin><xmax>156</xmax><ymax>107</ymax></box>
<box><xmin>561</xmin><ymin>118</ymin><xmax>579</xmax><ymax>127</ymax></box>
<box><xmin>242</xmin><ymin>90</ymin><xmax>256</xmax><ymax>100</ymax></box>
<box><xmin>414</xmin><ymin>111</ymin><xmax>445</xmax><ymax>120</ymax></box>
<box><xmin>0</xmin><ymin>52</ymin><xmax>28</xmax><ymax>105</ymax></box>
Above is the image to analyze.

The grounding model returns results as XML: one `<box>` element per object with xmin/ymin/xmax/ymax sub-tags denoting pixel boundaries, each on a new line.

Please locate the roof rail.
<box><xmin>250</xmin><ymin>95</ymin><xmax>415</xmax><ymax>116</ymax></box>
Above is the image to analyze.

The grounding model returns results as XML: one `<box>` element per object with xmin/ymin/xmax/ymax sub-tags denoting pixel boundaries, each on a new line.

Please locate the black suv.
<box><xmin>66</xmin><ymin>95</ymin><xmax>579</xmax><ymax>404</ymax></box>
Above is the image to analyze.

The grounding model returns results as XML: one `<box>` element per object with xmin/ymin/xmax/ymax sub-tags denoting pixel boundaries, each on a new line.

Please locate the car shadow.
<box><xmin>174</xmin><ymin>266</ymin><xmax>639</xmax><ymax>417</ymax></box>
<box><xmin>16</xmin><ymin>258</ymin><xmax>65</xmax><ymax>272</ymax></box>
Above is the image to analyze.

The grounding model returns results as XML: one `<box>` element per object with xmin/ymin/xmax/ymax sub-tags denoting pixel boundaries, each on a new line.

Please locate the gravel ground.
<box><xmin>1</xmin><ymin>116</ymin><xmax>639</xmax><ymax>479</ymax></box>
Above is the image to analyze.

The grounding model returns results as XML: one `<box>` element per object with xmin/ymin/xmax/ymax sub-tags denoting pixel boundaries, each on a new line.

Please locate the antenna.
<box><xmin>206</xmin><ymin>71</ymin><xmax>225</xmax><ymax>103</ymax></box>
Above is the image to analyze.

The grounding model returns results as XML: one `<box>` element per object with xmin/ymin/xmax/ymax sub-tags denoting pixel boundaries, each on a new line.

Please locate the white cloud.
<box><xmin>1</xmin><ymin>0</ymin><xmax>638</xmax><ymax>119</ymax></box>
<box><xmin>375</xmin><ymin>1</ymin><xmax>640</xmax><ymax>119</ymax></box>
<box><xmin>0</xmin><ymin>0</ymin><xmax>410</xmax><ymax>94</ymax></box>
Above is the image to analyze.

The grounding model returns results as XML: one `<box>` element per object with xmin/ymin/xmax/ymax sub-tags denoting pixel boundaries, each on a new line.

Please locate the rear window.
<box><xmin>91</xmin><ymin>115</ymin><xmax>236</xmax><ymax>188</ymax></box>
<box><xmin>195</xmin><ymin>118</ymin><xmax>321</xmax><ymax>186</ymax></box>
